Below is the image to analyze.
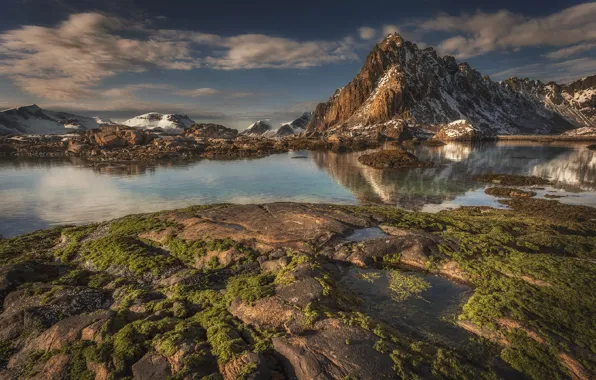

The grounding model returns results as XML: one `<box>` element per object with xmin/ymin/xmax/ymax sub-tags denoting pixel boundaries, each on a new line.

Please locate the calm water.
<box><xmin>1</xmin><ymin>141</ymin><xmax>595</xmax><ymax>237</ymax></box>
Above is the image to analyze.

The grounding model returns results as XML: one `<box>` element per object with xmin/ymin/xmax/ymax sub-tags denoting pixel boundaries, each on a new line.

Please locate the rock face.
<box><xmin>183</xmin><ymin>123</ymin><xmax>238</xmax><ymax>139</ymax></box>
<box><xmin>0</xmin><ymin>105</ymin><xmax>113</xmax><ymax>135</ymax></box>
<box><xmin>306</xmin><ymin>33</ymin><xmax>592</xmax><ymax>136</ymax></box>
<box><xmin>121</xmin><ymin>112</ymin><xmax>196</xmax><ymax>132</ymax></box>
<box><xmin>239</xmin><ymin>120</ymin><xmax>273</xmax><ymax>136</ymax></box>
<box><xmin>432</xmin><ymin>120</ymin><xmax>489</xmax><ymax>141</ymax></box>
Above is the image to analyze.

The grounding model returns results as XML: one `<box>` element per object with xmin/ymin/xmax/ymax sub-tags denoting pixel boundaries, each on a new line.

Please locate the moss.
<box><xmin>224</xmin><ymin>272</ymin><xmax>275</xmax><ymax>305</ymax></box>
<box><xmin>387</xmin><ymin>270</ymin><xmax>431</xmax><ymax>302</ymax></box>
<box><xmin>235</xmin><ymin>361</ymin><xmax>258</xmax><ymax>380</ymax></box>
<box><xmin>108</xmin><ymin>214</ymin><xmax>179</xmax><ymax>237</ymax></box>
<box><xmin>484</xmin><ymin>187</ymin><xmax>536</xmax><ymax>198</ymax></box>
<box><xmin>64</xmin><ymin>342</ymin><xmax>95</xmax><ymax>380</ymax></box>
<box><xmin>0</xmin><ymin>342</ymin><xmax>15</xmax><ymax>369</ymax></box>
<box><xmin>80</xmin><ymin>235</ymin><xmax>179</xmax><ymax>277</ymax></box>
<box><xmin>0</xmin><ymin>227</ymin><xmax>62</xmax><ymax>264</ymax></box>
<box><xmin>54</xmin><ymin>225</ymin><xmax>96</xmax><ymax>262</ymax></box>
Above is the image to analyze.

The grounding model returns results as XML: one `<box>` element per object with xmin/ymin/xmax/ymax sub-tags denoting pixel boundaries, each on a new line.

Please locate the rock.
<box><xmin>0</xmin><ymin>262</ymin><xmax>65</xmax><ymax>301</ymax></box>
<box><xmin>485</xmin><ymin>187</ymin><xmax>537</xmax><ymax>198</ymax></box>
<box><xmin>432</xmin><ymin>120</ymin><xmax>488</xmax><ymax>141</ymax></box>
<box><xmin>259</xmin><ymin>257</ymin><xmax>290</xmax><ymax>273</ymax></box>
<box><xmin>131</xmin><ymin>351</ymin><xmax>172</xmax><ymax>380</ymax></box>
<box><xmin>375</xmin><ymin>119</ymin><xmax>412</xmax><ymax>141</ymax></box>
<box><xmin>8</xmin><ymin>310</ymin><xmax>113</xmax><ymax>368</ymax></box>
<box><xmin>220</xmin><ymin>351</ymin><xmax>271</xmax><ymax>380</ymax></box>
<box><xmin>29</xmin><ymin>354</ymin><xmax>71</xmax><ymax>380</ymax></box>
<box><xmin>184</xmin><ymin>123</ymin><xmax>238</xmax><ymax>139</ymax></box>
<box><xmin>357</xmin><ymin>149</ymin><xmax>433</xmax><ymax>169</ymax></box>
<box><xmin>230</xmin><ymin>296</ymin><xmax>307</xmax><ymax>334</ymax></box>
<box><xmin>272</xmin><ymin>318</ymin><xmax>396</xmax><ymax>379</ymax></box>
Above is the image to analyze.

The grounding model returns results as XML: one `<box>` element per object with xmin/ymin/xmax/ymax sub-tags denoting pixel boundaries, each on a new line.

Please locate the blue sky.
<box><xmin>0</xmin><ymin>0</ymin><xmax>594</xmax><ymax>129</ymax></box>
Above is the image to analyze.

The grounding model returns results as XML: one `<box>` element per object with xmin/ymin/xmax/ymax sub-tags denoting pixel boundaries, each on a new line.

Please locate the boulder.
<box><xmin>432</xmin><ymin>120</ymin><xmax>491</xmax><ymax>141</ymax></box>
<box><xmin>230</xmin><ymin>296</ymin><xmax>307</xmax><ymax>334</ymax></box>
<box><xmin>375</xmin><ymin>119</ymin><xmax>412</xmax><ymax>141</ymax></box>
<box><xmin>0</xmin><ymin>261</ymin><xmax>65</xmax><ymax>301</ymax></box>
<box><xmin>272</xmin><ymin>319</ymin><xmax>396</xmax><ymax>379</ymax></box>
<box><xmin>131</xmin><ymin>352</ymin><xmax>172</xmax><ymax>380</ymax></box>
<box><xmin>220</xmin><ymin>352</ymin><xmax>271</xmax><ymax>380</ymax></box>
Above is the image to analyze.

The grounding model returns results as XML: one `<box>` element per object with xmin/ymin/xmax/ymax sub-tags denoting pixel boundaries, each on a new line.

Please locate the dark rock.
<box><xmin>132</xmin><ymin>351</ymin><xmax>172</xmax><ymax>380</ymax></box>
<box><xmin>357</xmin><ymin>149</ymin><xmax>433</xmax><ymax>169</ymax></box>
<box><xmin>272</xmin><ymin>318</ymin><xmax>396</xmax><ymax>379</ymax></box>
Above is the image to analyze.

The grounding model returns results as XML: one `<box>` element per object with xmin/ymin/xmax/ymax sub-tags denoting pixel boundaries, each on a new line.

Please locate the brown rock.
<box><xmin>272</xmin><ymin>318</ymin><xmax>396</xmax><ymax>379</ymax></box>
<box><xmin>131</xmin><ymin>352</ymin><xmax>172</xmax><ymax>380</ymax></box>
<box><xmin>220</xmin><ymin>351</ymin><xmax>271</xmax><ymax>380</ymax></box>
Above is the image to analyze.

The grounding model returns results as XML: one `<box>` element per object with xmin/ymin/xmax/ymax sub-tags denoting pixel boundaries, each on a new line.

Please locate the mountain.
<box><xmin>239</xmin><ymin>120</ymin><xmax>273</xmax><ymax>136</ymax></box>
<box><xmin>0</xmin><ymin>105</ymin><xmax>112</xmax><ymax>135</ymax></box>
<box><xmin>274</xmin><ymin>112</ymin><xmax>313</xmax><ymax>137</ymax></box>
<box><xmin>306</xmin><ymin>33</ymin><xmax>594</xmax><ymax>136</ymax></box>
<box><xmin>121</xmin><ymin>112</ymin><xmax>195</xmax><ymax>132</ymax></box>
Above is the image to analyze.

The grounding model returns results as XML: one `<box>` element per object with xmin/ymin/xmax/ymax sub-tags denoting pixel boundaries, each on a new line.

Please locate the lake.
<box><xmin>1</xmin><ymin>141</ymin><xmax>595</xmax><ymax>237</ymax></box>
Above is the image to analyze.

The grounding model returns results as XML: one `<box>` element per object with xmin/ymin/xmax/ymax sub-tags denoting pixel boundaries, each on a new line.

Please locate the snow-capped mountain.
<box><xmin>121</xmin><ymin>112</ymin><xmax>195</xmax><ymax>132</ymax></box>
<box><xmin>306</xmin><ymin>33</ymin><xmax>594</xmax><ymax>136</ymax></box>
<box><xmin>0</xmin><ymin>105</ymin><xmax>113</xmax><ymax>135</ymax></box>
<box><xmin>275</xmin><ymin>112</ymin><xmax>313</xmax><ymax>137</ymax></box>
<box><xmin>239</xmin><ymin>120</ymin><xmax>273</xmax><ymax>136</ymax></box>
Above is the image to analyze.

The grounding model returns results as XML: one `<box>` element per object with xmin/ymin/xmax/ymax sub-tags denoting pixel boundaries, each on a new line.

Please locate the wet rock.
<box><xmin>272</xmin><ymin>318</ymin><xmax>396</xmax><ymax>379</ymax></box>
<box><xmin>474</xmin><ymin>174</ymin><xmax>551</xmax><ymax>186</ymax></box>
<box><xmin>132</xmin><ymin>351</ymin><xmax>172</xmax><ymax>380</ymax></box>
<box><xmin>485</xmin><ymin>187</ymin><xmax>536</xmax><ymax>198</ymax></box>
<box><xmin>357</xmin><ymin>149</ymin><xmax>433</xmax><ymax>169</ymax></box>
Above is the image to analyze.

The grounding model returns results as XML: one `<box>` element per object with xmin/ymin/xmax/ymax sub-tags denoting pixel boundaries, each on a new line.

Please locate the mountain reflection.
<box><xmin>311</xmin><ymin>142</ymin><xmax>596</xmax><ymax>210</ymax></box>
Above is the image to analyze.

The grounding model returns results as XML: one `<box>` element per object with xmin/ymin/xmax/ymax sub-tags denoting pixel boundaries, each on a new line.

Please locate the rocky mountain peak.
<box><xmin>305</xmin><ymin>34</ymin><xmax>594</xmax><ymax>136</ymax></box>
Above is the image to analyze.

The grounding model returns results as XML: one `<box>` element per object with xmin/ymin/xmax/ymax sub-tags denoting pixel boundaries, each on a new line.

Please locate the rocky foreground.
<box><xmin>0</xmin><ymin>198</ymin><xmax>595</xmax><ymax>379</ymax></box>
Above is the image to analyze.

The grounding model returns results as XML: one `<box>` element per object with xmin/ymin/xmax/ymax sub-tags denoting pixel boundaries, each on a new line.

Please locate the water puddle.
<box><xmin>344</xmin><ymin>227</ymin><xmax>389</xmax><ymax>242</ymax></box>
<box><xmin>340</xmin><ymin>267</ymin><xmax>473</xmax><ymax>347</ymax></box>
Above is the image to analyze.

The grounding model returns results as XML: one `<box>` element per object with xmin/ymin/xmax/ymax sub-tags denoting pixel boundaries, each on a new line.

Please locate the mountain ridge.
<box><xmin>305</xmin><ymin>33</ymin><xmax>595</xmax><ymax>136</ymax></box>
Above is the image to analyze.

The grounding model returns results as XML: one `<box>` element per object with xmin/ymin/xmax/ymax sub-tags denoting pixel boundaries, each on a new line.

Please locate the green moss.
<box><xmin>0</xmin><ymin>227</ymin><xmax>62</xmax><ymax>264</ymax></box>
<box><xmin>54</xmin><ymin>225</ymin><xmax>96</xmax><ymax>262</ymax></box>
<box><xmin>224</xmin><ymin>272</ymin><xmax>275</xmax><ymax>305</ymax></box>
<box><xmin>387</xmin><ymin>270</ymin><xmax>430</xmax><ymax>302</ymax></box>
<box><xmin>80</xmin><ymin>235</ymin><xmax>179</xmax><ymax>277</ymax></box>
<box><xmin>0</xmin><ymin>342</ymin><xmax>15</xmax><ymax>369</ymax></box>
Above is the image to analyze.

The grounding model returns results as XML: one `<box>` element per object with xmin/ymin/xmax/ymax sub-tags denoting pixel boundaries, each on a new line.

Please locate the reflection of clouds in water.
<box><xmin>530</xmin><ymin>149</ymin><xmax>596</xmax><ymax>190</ymax></box>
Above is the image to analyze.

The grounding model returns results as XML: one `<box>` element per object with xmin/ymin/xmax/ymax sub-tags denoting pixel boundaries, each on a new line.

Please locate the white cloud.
<box><xmin>545</xmin><ymin>43</ymin><xmax>596</xmax><ymax>60</ymax></box>
<box><xmin>491</xmin><ymin>57</ymin><xmax>596</xmax><ymax>84</ymax></box>
<box><xmin>173</xmin><ymin>88</ymin><xmax>220</xmax><ymax>97</ymax></box>
<box><xmin>417</xmin><ymin>3</ymin><xmax>596</xmax><ymax>58</ymax></box>
<box><xmin>0</xmin><ymin>12</ymin><xmax>360</xmax><ymax>100</ymax></box>
<box><xmin>358</xmin><ymin>27</ymin><xmax>376</xmax><ymax>40</ymax></box>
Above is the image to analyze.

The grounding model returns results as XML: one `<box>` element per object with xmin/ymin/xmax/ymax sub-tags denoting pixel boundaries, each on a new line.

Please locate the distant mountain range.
<box><xmin>305</xmin><ymin>33</ymin><xmax>595</xmax><ymax>135</ymax></box>
<box><xmin>1</xmin><ymin>40</ymin><xmax>593</xmax><ymax>138</ymax></box>
<box><xmin>0</xmin><ymin>105</ymin><xmax>112</xmax><ymax>135</ymax></box>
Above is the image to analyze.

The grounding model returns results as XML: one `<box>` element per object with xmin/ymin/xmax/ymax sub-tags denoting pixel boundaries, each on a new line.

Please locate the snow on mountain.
<box><xmin>306</xmin><ymin>33</ymin><xmax>594</xmax><ymax>136</ymax></box>
<box><xmin>274</xmin><ymin>112</ymin><xmax>313</xmax><ymax>137</ymax></box>
<box><xmin>121</xmin><ymin>112</ymin><xmax>196</xmax><ymax>132</ymax></box>
<box><xmin>239</xmin><ymin>120</ymin><xmax>273</xmax><ymax>136</ymax></box>
<box><xmin>0</xmin><ymin>105</ymin><xmax>113</xmax><ymax>135</ymax></box>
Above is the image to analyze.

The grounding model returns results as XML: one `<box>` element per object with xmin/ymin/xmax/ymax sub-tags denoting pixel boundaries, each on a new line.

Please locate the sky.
<box><xmin>0</xmin><ymin>0</ymin><xmax>595</xmax><ymax>130</ymax></box>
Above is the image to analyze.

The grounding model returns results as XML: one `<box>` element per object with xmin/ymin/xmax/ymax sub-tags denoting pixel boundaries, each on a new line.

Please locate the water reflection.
<box><xmin>1</xmin><ymin>142</ymin><xmax>595</xmax><ymax>237</ymax></box>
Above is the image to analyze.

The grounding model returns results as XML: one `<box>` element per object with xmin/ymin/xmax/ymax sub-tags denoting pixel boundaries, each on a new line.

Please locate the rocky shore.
<box><xmin>0</xmin><ymin>197</ymin><xmax>594</xmax><ymax>379</ymax></box>
<box><xmin>0</xmin><ymin>124</ymin><xmax>385</xmax><ymax>164</ymax></box>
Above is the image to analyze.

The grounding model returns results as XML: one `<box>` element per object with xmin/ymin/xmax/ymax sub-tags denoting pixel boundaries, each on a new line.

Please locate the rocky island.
<box><xmin>0</xmin><ymin>194</ymin><xmax>594</xmax><ymax>379</ymax></box>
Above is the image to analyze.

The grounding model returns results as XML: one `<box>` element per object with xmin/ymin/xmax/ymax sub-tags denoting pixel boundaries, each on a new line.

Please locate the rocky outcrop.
<box><xmin>306</xmin><ymin>33</ymin><xmax>589</xmax><ymax>136</ymax></box>
<box><xmin>357</xmin><ymin>149</ymin><xmax>433</xmax><ymax>169</ymax></box>
<box><xmin>183</xmin><ymin>123</ymin><xmax>238</xmax><ymax>139</ymax></box>
<box><xmin>432</xmin><ymin>120</ymin><xmax>491</xmax><ymax>141</ymax></box>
